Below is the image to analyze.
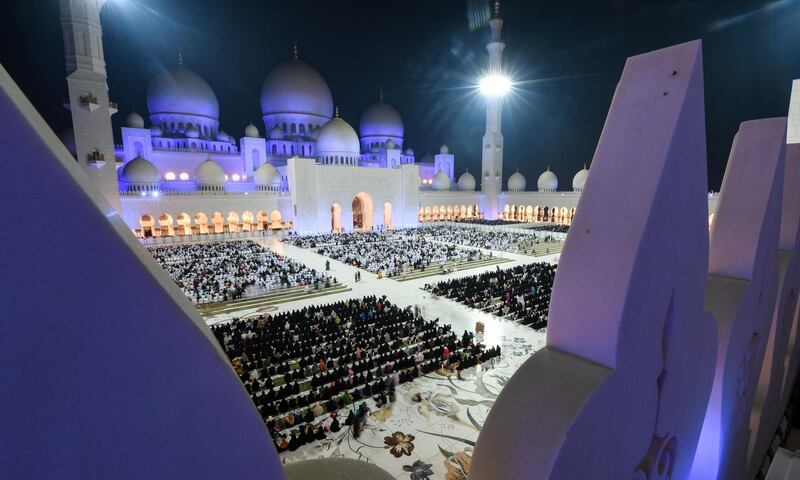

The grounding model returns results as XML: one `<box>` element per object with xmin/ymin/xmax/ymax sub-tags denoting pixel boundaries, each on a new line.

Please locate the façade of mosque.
<box><xmin>57</xmin><ymin>5</ymin><xmax>718</xmax><ymax>239</ymax></box>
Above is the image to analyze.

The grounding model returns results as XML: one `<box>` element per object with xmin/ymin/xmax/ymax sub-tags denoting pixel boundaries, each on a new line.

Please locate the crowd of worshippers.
<box><xmin>425</xmin><ymin>262</ymin><xmax>557</xmax><ymax>329</ymax></box>
<box><xmin>287</xmin><ymin>231</ymin><xmax>481</xmax><ymax>276</ymax></box>
<box><xmin>147</xmin><ymin>240</ymin><xmax>334</xmax><ymax>304</ymax></box>
<box><xmin>397</xmin><ymin>224</ymin><xmax>548</xmax><ymax>252</ymax></box>
<box><xmin>525</xmin><ymin>224</ymin><xmax>570</xmax><ymax>234</ymax></box>
<box><xmin>210</xmin><ymin>295</ymin><xmax>501</xmax><ymax>452</ymax></box>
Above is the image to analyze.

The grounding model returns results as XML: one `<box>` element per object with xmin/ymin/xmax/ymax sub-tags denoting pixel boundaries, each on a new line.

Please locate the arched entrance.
<box><xmin>331</xmin><ymin>203</ymin><xmax>342</xmax><ymax>232</ymax></box>
<box><xmin>352</xmin><ymin>193</ymin><xmax>374</xmax><ymax>231</ymax></box>
<box><xmin>270</xmin><ymin>210</ymin><xmax>282</xmax><ymax>230</ymax></box>
<box><xmin>139</xmin><ymin>214</ymin><xmax>154</xmax><ymax>238</ymax></box>
<box><xmin>176</xmin><ymin>212</ymin><xmax>192</xmax><ymax>235</ymax></box>
<box><xmin>383</xmin><ymin>202</ymin><xmax>393</xmax><ymax>230</ymax></box>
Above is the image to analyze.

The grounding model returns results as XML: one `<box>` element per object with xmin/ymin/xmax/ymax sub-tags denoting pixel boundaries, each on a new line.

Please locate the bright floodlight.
<box><xmin>479</xmin><ymin>73</ymin><xmax>512</xmax><ymax>97</ymax></box>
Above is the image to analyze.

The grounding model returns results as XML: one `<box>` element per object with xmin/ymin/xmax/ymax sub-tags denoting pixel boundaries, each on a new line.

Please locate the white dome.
<box><xmin>316</xmin><ymin>117</ymin><xmax>360</xmax><ymax>157</ymax></box>
<box><xmin>508</xmin><ymin>171</ymin><xmax>527</xmax><ymax>192</ymax></box>
<box><xmin>440</xmin><ymin>144</ymin><xmax>450</xmax><ymax>155</ymax></box>
<box><xmin>194</xmin><ymin>158</ymin><xmax>225</xmax><ymax>188</ymax></box>
<box><xmin>245</xmin><ymin>123</ymin><xmax>260</xmax><ymax>138</ymax></box>
<box><xmin>254</xmin><ymin>162</ymin><xmax>281</xmax><ymax>187</ymax></box>
<box><xmin>185</xmin><ymin>125</ymin><xmax>200</xmax><ymax>138</ymax></box>
<box><xmin>404</xmin><ymin>148</ymin><xmax>414</xmax><ymax>156</ymax></box>
<box><xmin>385</xmin><ymin>138</ymin><xmax>396</xmax><ymax>150</ymax></box>
<box><xmin>270</xmin><ymin>125</ymin><xmax>282</xmax><ymax>138</ymax></box>
<box><xmin>126</xmin><ymin>111</ymin><xmax>144</xmax><ymax>128</ymax></box>
<box><xmin>359</xmin><ymin>101</ymin><xmax>404</xmax><ymax>139</ymax></box>
<box><xmin>150</xmin><ymin>125</ymin><xmax>163</xmax><ymax>137</ymax></box>
<box><xmin>216</xmin><ymin>131</ymin><xmax>230</xmax><ymax>142</ymax></box>
<box><xmin>458</xmin><ymin>170</ymin><xmax>476</xmax><ymax>191</ymax></box>
<box><xmin>432</xmin><ymin>171</ymin><xmax>451</xmax><ymax>191</ymax></box>
<box><xmin>536</xmin><ymin>168</ymin><xmax>558</xmax><ymax>192</ymax></box>
<box><xmin>147</xmin><ymin>65</ymin><xmax>219</xmax><ymax>120</ymax></box>
<box><xmin>260</xmin><ymin>60</ymin><xmax>333</xmax><ymax>119</ymax></box>
<box><xmin>572</xmin><ymin>166</ymin><xmax>589</xmax><ymax>192</ymax></box>
<box><xmin>122</xmin><ymin>156</ymin><xmax>159</xmax><ymax>185</ymax></box>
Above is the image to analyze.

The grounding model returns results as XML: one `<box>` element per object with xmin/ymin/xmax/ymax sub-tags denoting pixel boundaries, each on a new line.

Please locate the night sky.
<box><xmin>1</xmin><ymin>0</ymin><xmax>799</xmax><ymax>190</ymax></box>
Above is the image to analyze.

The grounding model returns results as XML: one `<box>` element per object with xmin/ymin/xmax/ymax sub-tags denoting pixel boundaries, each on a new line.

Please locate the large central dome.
<box><xmin>260</xmin><ymin>60</ymin><xmax>334</xmax><ymax>119</ymax></box>
<box><xmin>147</xmin><ymin>65</ymin><xmax>219</xmax><ymax>120</ymax></box>
<box><xmin>359</xmin><ymin>101</ymin><xmax>404</xmax><ymax>139</ymax></box>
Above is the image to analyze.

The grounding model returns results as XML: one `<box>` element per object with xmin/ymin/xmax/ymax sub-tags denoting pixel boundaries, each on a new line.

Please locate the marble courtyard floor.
<box><xmin>203</xmin><ymin>238</ymin><xmax>558</xmax><ymax>480</ymax></box>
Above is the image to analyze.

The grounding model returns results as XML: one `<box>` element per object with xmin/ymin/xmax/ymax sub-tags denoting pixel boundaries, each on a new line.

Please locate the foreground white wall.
<box><xmin>0</xmin><ymin>64</ymin><xmax>285</xmax><ymax>479</ymax></box>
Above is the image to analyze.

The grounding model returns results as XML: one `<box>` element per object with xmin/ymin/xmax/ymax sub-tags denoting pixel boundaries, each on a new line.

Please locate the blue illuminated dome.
<box><xmin>359</xmin><ymin>101</ymin><xmax>404</xmax><ymax>148</ymax></box>
<box><xmin>260</xmin><ymin>60</ymin><xmax>333</xmax><ymax>129</ymax></box>
<box><xmin>146</xmin><ymin>64</ymin><xmax>220</xmax><ymax>136</ymax></box>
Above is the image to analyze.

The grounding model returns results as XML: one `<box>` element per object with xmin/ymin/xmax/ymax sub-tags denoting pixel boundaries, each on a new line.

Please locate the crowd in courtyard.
<box><xmin>425</xmin><ymin>262</ymin><xmax>557</xmax><ymax>329</ymax></box>
<box><xmin>210</xmin><ymin>296</ymin><xmax>500</xmax><ymax>453</ymax></box>
<box><xmin>147</xmin><ymin>240</ymin><xmax>335</xmax><ymax>304</ymax></box>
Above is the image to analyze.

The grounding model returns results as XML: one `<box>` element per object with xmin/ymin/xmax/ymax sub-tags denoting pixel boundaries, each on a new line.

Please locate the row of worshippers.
<box><xmin>452</xmin><ymin>218</ymin><xmax>520</xmax><ymax>226</ymax></box>
<box><xmin>425</xmin><ymin>262</ymin><xmax>557</xmax><ymax>330</ymax></box>
<box><xmin>269</xmin><ymin>340</ymin><xmax>502</xmax><ymax>451</ymax></box>
<box><xmin>147</xmin><ymin>240</ymin><xmax>334</xmax><ymax>304</ymax></box>
<box><xmin>214</xmin><ymin>296</ymin><xmax>439</xmax><ymax>375</ymax></box>
<box><xmin>397</xmin><ymin>224</ymin><xmax>549</xmax><ymax>253</ymax></box>
<box><xmin>525</xmin><ymin>224</ymin><xmax>570</xmax><ymax>234</ymax></box>
<box><xmin>285</xmin><ymin>230</ymin><xmax>392</xmax><ymax>249</ymax></box>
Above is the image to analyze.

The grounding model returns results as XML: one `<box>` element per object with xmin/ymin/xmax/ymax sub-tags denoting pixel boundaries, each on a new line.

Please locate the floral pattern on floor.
<box><xmin>280</xmin><ymin>329</ymin><xmax>545</xmax><ymax>479</ymax></box>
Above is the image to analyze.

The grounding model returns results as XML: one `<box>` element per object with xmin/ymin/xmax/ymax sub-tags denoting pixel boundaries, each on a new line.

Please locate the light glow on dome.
<box><xmin>179</xmin><ymin>172</ymin><xmax>189</xmax><ymax>181</ymax></box>
<box><xmin>479</xmin><ymin>73</ymin><xmax>512</xmax><ymax>97</ymax></box>
<box><xmin>232</xmin><ymin>174</ymin><xmax>241</xmax><ymax>181</ymax></box>
<box><xmin>164</xmin><ymin>172</ymin><xmax>176</xmax><ymax>181</ymax></box>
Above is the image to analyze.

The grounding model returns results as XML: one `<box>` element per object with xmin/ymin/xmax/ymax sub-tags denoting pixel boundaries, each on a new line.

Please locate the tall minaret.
<box><xmin>59</xmin><ymin>0</ymin><xmax>121</xmax><ymax>213</ymax></box>
<box><xmin>480</xmin><ymin>0</ymin><xmax>505</xmax><ymax>219</ymax></box>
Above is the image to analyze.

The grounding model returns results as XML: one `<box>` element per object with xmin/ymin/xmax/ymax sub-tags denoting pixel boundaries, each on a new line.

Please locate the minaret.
<box><xmin>480</xmin><ymin>0</ymin><xmax>505</xmax><ymax>219</ymax></box>
<box><xmin>59</xmin><ymin>0</ymin><xmax>121</xmax><ymax>213</ymax></box>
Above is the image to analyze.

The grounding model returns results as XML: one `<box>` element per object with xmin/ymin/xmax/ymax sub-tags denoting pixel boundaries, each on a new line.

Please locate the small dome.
<box><xmin>194</xmin><ymin>158</ymin><xmax>225</xmax><ymax>188</ymax></box>
<box><xmin>572</xmin><ymin>166</ymin><xmax>589</xmax><ymax>192</ymax></box>
<box><xmin>254</xmin><ymin>162</ymin><xmax>281</xmax><ymax>187</ymax></box>
<box><xmin>126</xmin><ymin>111</ymin><xmax>145</xmax><ymax>128</ymax></box>
<box><xmin>385</xmin><ymin>139</ymin><xmax>396</xmax><ymax>150</ymax></box>
<box><xmin>122</xmin><ymin>156</ymin><xmax>160</xmax><ymax>185</ymax></box>
<box><xmin>359</xmin><ymin>101</ymin><xmax>404</xmax><ymax>139</ymax></box>
<box><xmin>261</xmin><ymin>60</ymin><xmax>333</xmax><ymax>119</ymax></box>
<box><xmin>404</xmin><ymin>148</ymin><xmax>414</xmax><ymax>156</ymax></box>
<box><xmin>270</xmin><ymin>125</ymin><xmax>283</xmax><ymax>138</ymax></box>
<box><xmin>316</xmin><ymin>117</ymin><xmax>360</xmax><ymax>157</ymax></box>
<box><xmin>150</xmin><ymin>125</ymin><xmax>163</xmax><ymax>137</ymax></box>
<box><xmin>458</xmin><ymin>170</ymin><xmax>476</xmax><ymax>191</ymax></box>
<box><xmin>432</xmin><ymin>171</ymin><xmax>451</xmax><ymax>191</ymax></box>
<box><xmin>370</xmin><ymin>144</ymin><xmax>380</xmax><ymax>153</ymax></box>
<box><xmin>536</xmin><ymin>168</ymin><xmax>558</xmax><ymax>192</ymax></box>
<box><xmin>245</xmin><ymin>123</ymin><xmax>260</xmax><ymax>138</ymax></box>
<box><xmin>509</xmin><ymin>171</ymin><xmax>527</xmax><ymax>192</ymax></box>
<box><xmin>147</xmin><ymin>65</ymin><xmax>219</xmax><ymax>120</ymax></box>
<box><xmin>58</xmin><ymin>127</ymin><xmax>76</xmax><ymax>157</ymax></box>
<box><xmin>440</xmin><ymin>144</ymin><xmax>449</xmax><ymax>155</ymax></box>
<box><xmin>216</xmin><ymin>130</ymin><xmax>230</xmax><ymax>142</ymax></box>
<box><xmin>185</xmin><ymin>125</ymin><xmax>200</xmax><ymax>138</ymax></box>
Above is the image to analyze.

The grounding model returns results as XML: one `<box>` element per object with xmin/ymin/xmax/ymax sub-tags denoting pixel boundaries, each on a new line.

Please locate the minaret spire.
<box><xmin>480</xmin><ymin>0</ymin><xmax>507</xmax><ymax>219</ymax></box>
<box><xmin>379</xmin><ymin>87</ymin><xmax>384</xmax><ymax>103</ymax></box>
<box><xmin>292</xmin><ymin>37</ymin><xmax>299</xmax><ymax>60</ymax></box>
<box><xmin>335</xmin><ymin>106</ymin><xmax>340</xmax><ymax>118</ymax></box>
<box><xmin>178</xmin><ymin>47</ymin><xmax>183</xmax><ymax>66</ymax></box>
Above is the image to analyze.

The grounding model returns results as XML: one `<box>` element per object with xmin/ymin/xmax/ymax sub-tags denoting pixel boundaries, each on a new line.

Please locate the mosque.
<box><xmin>55</xmin><ymin>0</ymin><xmax>719</xmax><ymax>239</ymax></box>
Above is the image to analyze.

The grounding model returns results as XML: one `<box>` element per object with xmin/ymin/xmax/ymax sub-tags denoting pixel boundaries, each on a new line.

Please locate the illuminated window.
<box><xmin>179</xmin><ymin>172</ymin><xmax>189</xmax><ymax>181</ymax></box>
<box><xmin>232</xmin><ymin>174</ymin><xmax>241</xmax><ymax>181</ymax></box>
<box><xmin>224</xmin><ymin>174</ymin><xmax>229</xmax><ymax>181</ymax></box>
<box><xmin>164</xmin><ymin>172</ymin><xmax>176</xmax><ymax>181</ymax></box>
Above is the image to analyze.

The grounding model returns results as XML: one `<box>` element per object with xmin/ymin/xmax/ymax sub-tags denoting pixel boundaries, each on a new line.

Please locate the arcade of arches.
<box><xmin>135</xmin><ymin>210</ymin><xmax>289</xmax><ymax>238</ymax></box>
<box><xmin>418</xmin><ymin>204</ymin><xmax>483</xmax><ymax>223</ymax></box>
<box><xmin>502</xmin><ymin>204</ymin><xmax>576</xmax><ymax>225</ymax></box>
